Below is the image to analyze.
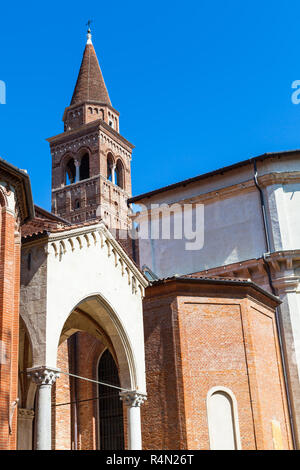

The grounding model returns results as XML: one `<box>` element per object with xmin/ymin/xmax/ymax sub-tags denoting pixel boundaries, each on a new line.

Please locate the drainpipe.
<box><xmin>252</xmin><ymin>158</ymin><xmax>297</xmax><ymax>449</ymax></box>
<box><xmin>253</xmin><ymin>159</ymin><xmax>271</xmax><ymax>253</ymax></box>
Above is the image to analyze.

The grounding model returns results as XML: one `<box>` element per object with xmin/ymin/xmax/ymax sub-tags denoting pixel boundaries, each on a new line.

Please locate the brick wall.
<box><xmin>142</xmin><ymin>280</ymin><xmax>293</xmax><ymax>450</ymax></box>
<box><xmin>142</xmin><ymin>293</ymin><xmax>187</xmax><ymax>449</ymax></box>
<box><xmin>52</xmin><ymin>331</ymin><xmax>128</xmax><ymax>450</ymax></box>
<box><xmin>52</xmin><ymin>340</ymin><xmax>72</xmax><ymax>450</ymax></box>
<box><xmin>0</xmin><ymin>205</ymin><xmax>21</xmax><ymax>449</ymax></box>
<box><xmin>50</xmin><ymin>126</ymin><xmax>132</xmax><ymax>230</ymax></box>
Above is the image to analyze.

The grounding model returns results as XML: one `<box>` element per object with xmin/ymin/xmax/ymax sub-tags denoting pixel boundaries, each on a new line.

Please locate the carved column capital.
<box><xmin>119</xmin><ymin>390</ymin><xmax>147</xmax><ymax>407</ymax></box>
<box><xmin>18</xmin><ymin>408</ymin><xmax>35</xmax><ymax>419</ymax></box>
<box><xmin>27</xmin><ymin>366</ymin><xmax>60</xmax><ymax>386</ymax></box>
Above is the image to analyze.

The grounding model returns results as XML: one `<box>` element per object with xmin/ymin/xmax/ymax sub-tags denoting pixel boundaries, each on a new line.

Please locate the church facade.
<box><xmin>0</xmin><ymin>29</ymin><xmax>299</xmax><ymax>450</ymax></box>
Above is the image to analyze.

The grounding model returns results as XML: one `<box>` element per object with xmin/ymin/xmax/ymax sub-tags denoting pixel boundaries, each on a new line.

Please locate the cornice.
<box><xmin>52</xmin><ymin>174</ymin><xmax>100</xmax><ymax>193</ymax></box>
<box><xmin>129</xmin><ymin>151</ymin><xmax>300</xmax><ymax>204</ymax></box>
<box><xmin>271</xmin><ymin>275</ymin><xmax>300</xmax><ymax>293</ymax></box>
<box><xmin>132</xmin><ymin>171</ymin><xmax>300</xmax><ymax>210</ymax></box>
<box><xmin>47</xmin><ymin>120</ymin><xmax>134</xmax><ymax>152</ymax></box>
<box><xmin>18</xmin><ymin>408</ymin><xmax>35</xmax><ymax>419</ymax></box>
<box><xmin>133</xmin><ymin>179</ymin><xmax>255</xmax><ymax>214</ymax></box>
<box><xmin>258</xmin><ymin>171</ymin><xmax>300</xmax><ymax>187</ymax></box>
<box><xmin>0</xmin><ymin>173</ymin><xmax>33</xmax><ymax>224</ymax></box>
<box><xmin>197</xmin><ymin>250</ymin><xmax>300</xmax><ymax>293</ymax></box>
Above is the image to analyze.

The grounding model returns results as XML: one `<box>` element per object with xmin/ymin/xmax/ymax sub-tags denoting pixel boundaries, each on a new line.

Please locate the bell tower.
<box><xmin>47</xmin><ymin>28</ymin><xmax>133</xmax><ymax>230</ymax></box>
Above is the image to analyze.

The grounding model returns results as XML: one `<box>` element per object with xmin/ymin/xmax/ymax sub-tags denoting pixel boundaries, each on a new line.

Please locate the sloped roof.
<box><xmin>148</xmin><ymin>273</ymin><xmax>280</xmax><ymax>303</ymax></box>
<box><xmin>21</xmin><ymin>205</ymin><xmax>71</xmax><ymax>238</ymax></box>
<box><xmin>70</xmin><ymin>42</ymin><xmax>111</xmax><ymax>106</ymax></box>
<box><xmin>128</xmin><ymin>149</ymin><xmax>300</xmax><ymax>203</ymax></box>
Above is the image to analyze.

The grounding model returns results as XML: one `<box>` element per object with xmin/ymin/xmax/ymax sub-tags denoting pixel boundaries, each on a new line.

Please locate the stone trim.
<box><xmin>50</xmin><ymin>132</ymin><xmax>99</xmax><ymax>158</ymax></box>
<box><xmin>258</xmin><ymin>171</ymin><xmax>300</xmax><ymax>187</ymax></box>
<box><xmin>119</xmin><ymin>391</ymin><xmax>147</xmax><ymax>407</ymax></box>
<box><xmin>18</xmin><ymin>408</ymin><xmax>35</xmax><ymax>419</ymax></box>
<box><xmin>21</xmin><ymin>221</ymin><xmax>148</xmax><ymax>295</ymax></box>
<box><xmin>131</xmin><ymin>172</ymin><xmax>300</xmax><ymax>209</ymax></box>
<box><xmin>206</xmin><ymin>386</ymin><xmax>242</xmax><ymax>450</ymax></box>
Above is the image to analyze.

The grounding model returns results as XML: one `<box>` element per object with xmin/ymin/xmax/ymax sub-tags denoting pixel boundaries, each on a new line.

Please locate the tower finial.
<box><xmin>86</xmin><ymin>20</ymin><xmax>93</xmax><ymax>44</ymax></box>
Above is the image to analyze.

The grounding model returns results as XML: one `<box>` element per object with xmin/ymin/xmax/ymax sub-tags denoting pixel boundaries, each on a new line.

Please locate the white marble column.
<box><xmin>112</xmin><ymin>164</ymin><xmax>116</xmax><ymax>185</ymax></box>
<box><xmin>120</xmin><ymin>391</ymin><xmax>147</xmax><ymax>450</ymax></box>
<box><xmin>27</xmin><ymin>366</ymin><xmax>60</xmax><ymax>450</ymax></box>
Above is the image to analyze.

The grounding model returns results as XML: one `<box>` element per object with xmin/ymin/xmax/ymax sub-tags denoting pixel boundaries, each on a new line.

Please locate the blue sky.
<box><xmin>1</xmin><ymin>0</ymin><xmax>300</xmax><ymax>210</ymax></box>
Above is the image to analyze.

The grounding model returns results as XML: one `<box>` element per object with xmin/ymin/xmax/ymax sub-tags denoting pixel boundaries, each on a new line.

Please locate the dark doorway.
<box><xmin>98</xmin><ymin>349</ymin><xmax>125</xmax><ymax>450</ymax></box>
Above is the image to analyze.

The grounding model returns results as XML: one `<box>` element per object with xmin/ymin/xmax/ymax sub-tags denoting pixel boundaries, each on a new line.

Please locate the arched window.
<box><xmin>115</xmin><ymin>159</ymin><xmax>124</xmax><ymax>189</ymax></box>
<box><xmin>107</xmin><ymin>153</ymin><xmax>115</xmax><ymax>183</ymax></box>
<box><xmin>98</xmin><ymin>349</ymin><xmax>124</xmax><ymax>450</ymax></box>
<box><xmin>79</xmin><ymin>153</ymin><xmax>90</xmax><ymax>181</ymax></box>
<box><xmin>207</xmin><ymin>387</ymin><xmax>241</xmax><ymax>450</ymax></box>
<box><xmin>65</xmin><ymin>158</ymin><xmax>76</xmax><ymax>185</ymax></box>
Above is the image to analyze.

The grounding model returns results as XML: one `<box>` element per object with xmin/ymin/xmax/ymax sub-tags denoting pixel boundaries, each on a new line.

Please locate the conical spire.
<box><xmin>70</xmin><ymin>29</ymin><xmax>111</xmax><ymax>106</ymax></box>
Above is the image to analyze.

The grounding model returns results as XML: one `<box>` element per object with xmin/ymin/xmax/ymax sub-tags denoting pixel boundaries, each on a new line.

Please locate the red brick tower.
<box><xmin>0</xmin><ymin>158</ymin><xmax>34</xmax><ymax>450</ymax></box>
<box><xmin>48</xmin><ymin>28</ymin><xmax>133</xmax><ymax>230</ymax></box>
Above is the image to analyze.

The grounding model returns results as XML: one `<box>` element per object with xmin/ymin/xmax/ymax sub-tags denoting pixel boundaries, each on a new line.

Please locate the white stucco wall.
<box><xmin>137</xmin><ymin>189</ymin><xmax>266</xmax><ymax>278</ymax></box>
<box><xmin>135</xmin><ymin>155</ymin><xmax>300</xmax><ymax>278</ymax></box>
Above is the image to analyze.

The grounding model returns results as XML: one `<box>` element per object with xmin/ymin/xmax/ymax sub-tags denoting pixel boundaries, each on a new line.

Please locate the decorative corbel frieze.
<box><xmin>272</xmin><ymin>275</ymin><xmax>300</xmax><ymax>294</ymax></box>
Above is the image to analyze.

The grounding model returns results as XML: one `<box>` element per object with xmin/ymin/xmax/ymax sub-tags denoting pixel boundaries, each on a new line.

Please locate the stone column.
<box><xmin>17</xmin><ymin>409</ymin><xmax>35</xmax><ymax>450</ymax></box>
<box><xmin>120</xmin><ymin>391</ymin><xmax>147</xmax><ymax>450</ymax></box>
<box><xmin>27</xmin><ymin>366</ymin><xmax>60</xmax><ymax>450</ymax></box>
<box><xmin>74</xmin><ymin>159</ymin><xmax>80</xmax><ymax>183</ymax></box>
<box><xmin>111</xmin><ymin>164</ymin><xmax>116</xmax><ymax>185</ymax></box>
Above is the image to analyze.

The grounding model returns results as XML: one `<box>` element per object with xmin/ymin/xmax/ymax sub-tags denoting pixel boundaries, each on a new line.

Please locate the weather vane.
<box><xmin>86</xmin><ymin>19</ymin><xmax>93</xmax><ymax>31</ymax></box>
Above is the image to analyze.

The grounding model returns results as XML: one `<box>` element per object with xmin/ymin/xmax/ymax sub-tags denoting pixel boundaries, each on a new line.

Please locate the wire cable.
<box><xmin>59</xmin><ymin>369</ymin><xmax>131</xmax><ymax>393</ymax></box>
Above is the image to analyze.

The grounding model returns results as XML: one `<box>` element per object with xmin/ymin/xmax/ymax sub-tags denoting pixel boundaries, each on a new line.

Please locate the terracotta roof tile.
<box><xmin>71</xmin><ymin>43</ymin><xmax>111</xmax><ymax>106</ymax></box>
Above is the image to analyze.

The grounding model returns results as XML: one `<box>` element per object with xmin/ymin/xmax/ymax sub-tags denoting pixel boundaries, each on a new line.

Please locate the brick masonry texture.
<box><xmin>142</xmin><ymin>280</ymin><xmax>293</xmax><ymax>450</ymax></box>
<box><xmin>71</xmin><ymin>43</ymin><xmax>111</xmax><ymax>106</ymax></box>
<box><xmin>52</xmin><ymin>331</ymin><xmax>128</xmax><ymax>450</ymax></box>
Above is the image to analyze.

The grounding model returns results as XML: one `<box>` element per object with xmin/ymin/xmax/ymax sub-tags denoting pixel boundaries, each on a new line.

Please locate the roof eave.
<box><xmin>148</xmin><ymin>276</ymin><xmax>280</xmax><ymax>304</ymax></box>
<box><xmin>128</xmin><ymin>149</ymin><xmax>300</xmax><ymax>204</ymax></box>
<box><xmin>47</xmin><ymin>119</ymin><xmax>135</xmax><ymax>150</ymax></box>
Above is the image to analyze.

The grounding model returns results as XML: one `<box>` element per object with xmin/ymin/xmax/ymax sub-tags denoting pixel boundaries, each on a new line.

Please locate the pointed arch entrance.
<box><xmin>22</xmin><ymin>221</ymin><xmax>147</xmax><ymax>450</ymax></box>
<box><xmin>47</xmin><ymin>291</ymin><xmax>146</xmax><ymax>450</ymax></box>
<box><xmin>98</xmin><ymin>349</ymin><xmax>125</xmax><ymax>450</ymax></box>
